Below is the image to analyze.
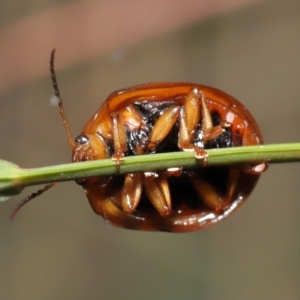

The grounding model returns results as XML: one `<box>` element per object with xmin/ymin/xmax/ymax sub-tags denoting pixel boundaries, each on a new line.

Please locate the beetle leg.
<box><xmin>184</xmin><ymin>88</ymin><xmax>201</xmax><ymax>136</ymax></box>
<box><xmin>121</xmin><ymin>173</ymin><xmax>143</xmax><ymax>214</ymax></box>
<box><xmin>178</xmin><ymin>88</ymin><xmax>201</xmax><ymax>149</ymax></box>
<box><xmin>201</xmin><ymin>93</ymin><xmax>224</xmax><ymax>141</ymax></box>
<box><xmin>178</xmin><ymin>89</ymin><xmax>208</xmax><ymax>160</ymax></box>
<box><xmin>190</xmin><ymin>175</ymin><xmax>226</xmax><ymax>213</ymax></box>
<box><xmin>144</xmin><ymin>175</ymin><xmax>172</xmax><ymax>216</ymax></box>
<box><xmin>119</xmin><ymin>104</ymin><xmax>145</xmax><ymax>131</ymax></box>
<box><xmin>111</xmin><ymin>111</ymin><xmax>127</xmax><ymax>166</ymax></box>
<box><xmin>190</xmin><ymin>168</ymin><xmax>242</xmax><ymax>213</ymax></box>
<box><xmin>226</xmin><ymin>168</ymin><xmax>240</xmax><ymax>201</ymax></box>
<box><xmin>178</xmin><ymin>108</ymin><xmax>193</xmax><ymax>151</ymax></box>
<box><xmin>178</xmin><ymin>107</ymin><xmax>208</xmax><ymax>160</ymax></box>
<box><xmin>147</xmin><ymin>105</ymin><xmax>180</xmax><ymax>151</ymax></box>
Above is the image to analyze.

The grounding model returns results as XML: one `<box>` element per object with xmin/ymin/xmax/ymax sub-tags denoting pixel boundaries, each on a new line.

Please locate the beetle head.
<box><xmin>72</xmin><ymin>134</ymin><xmax>109</xmax><ymax>162</ymax></box>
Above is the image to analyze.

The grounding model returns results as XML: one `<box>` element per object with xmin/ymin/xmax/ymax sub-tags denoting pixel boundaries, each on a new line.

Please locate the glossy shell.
<box><xmin>73</xmin><ymin>83</ymin><xmax>264</xmax><ymax>232</ymax></box>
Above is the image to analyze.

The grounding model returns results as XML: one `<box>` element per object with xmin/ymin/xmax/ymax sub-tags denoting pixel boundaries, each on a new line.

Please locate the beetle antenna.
<box><xmin>50</xmin><ymin>49</ymin><xmax>76</xmax><ymax>148</ymax></box>
<box><xmin>11</xmin><ymin>50</ymin><xmax>76</xmax><ymax>220</ymax></box>
<box><xmin>10</xmin><ymin>183</ymin><xmax>57</xmax><ymax>221</ymax></box>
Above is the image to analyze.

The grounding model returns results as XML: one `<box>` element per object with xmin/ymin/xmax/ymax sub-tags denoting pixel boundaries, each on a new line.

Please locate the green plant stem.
<box><xmin>1</xmin><ymin>143</ymin><xmax>300</xmax><ymax>201</ymax></box>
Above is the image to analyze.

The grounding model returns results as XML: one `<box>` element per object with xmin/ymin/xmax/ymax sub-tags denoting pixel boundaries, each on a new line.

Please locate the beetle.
<box><xmin>12</xmin><ymin>50</ymin><xmax>266</xmax><ymax>232</ymax></box>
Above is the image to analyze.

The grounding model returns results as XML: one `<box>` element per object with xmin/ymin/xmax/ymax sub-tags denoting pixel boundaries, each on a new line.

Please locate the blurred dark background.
<box><xmin>0</xmin><ymin>0</ymin><xmax>300</xmax><ymax>299</ymax></box>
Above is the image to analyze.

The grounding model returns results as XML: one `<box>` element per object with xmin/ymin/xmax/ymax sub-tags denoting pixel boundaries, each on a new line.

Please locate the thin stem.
<box><xmin>6</xmin><ymin>143</ymin><xmax>300</xmax><ymax>183</ymax></box>
<box><xmin>0</xmin><ymin>143</ymin><xmax>300</xmax><ymax>201</ymax></box>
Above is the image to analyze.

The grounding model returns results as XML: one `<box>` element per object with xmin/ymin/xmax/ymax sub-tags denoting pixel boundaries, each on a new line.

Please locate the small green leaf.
<box><xmin>0</xmin><ymin>160</ymin><xmax>23</xmax><ymax>201</ymax></box>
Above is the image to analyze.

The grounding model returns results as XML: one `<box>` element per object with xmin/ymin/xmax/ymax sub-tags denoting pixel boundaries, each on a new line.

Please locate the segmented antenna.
<box><xmin>50</xmin><ymin>49</ymin><xmax>76</xmax><ymax>148</ymax></box>
<box><xmin>10</xmin><ymin>183</ymin><xmax>57</xmax><ymax>220</ymax></box>
<box><xmin>11</xmin><ymin>50</ymin><xmax>75</xmax><ymax>220</ymax></box>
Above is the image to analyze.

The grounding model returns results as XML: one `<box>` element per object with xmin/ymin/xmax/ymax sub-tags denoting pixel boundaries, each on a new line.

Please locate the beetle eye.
<box><xmin>75</xmin><ymin>135</ymin><xmax>89</xmax><ymax>145</ymax></box>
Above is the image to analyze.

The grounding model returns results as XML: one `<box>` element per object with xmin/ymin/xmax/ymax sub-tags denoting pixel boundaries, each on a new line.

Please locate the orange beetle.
<box><xmin>12</xmin><ymin>50</ymin><xmax>266</xmax><ymax>232</ymax></box>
